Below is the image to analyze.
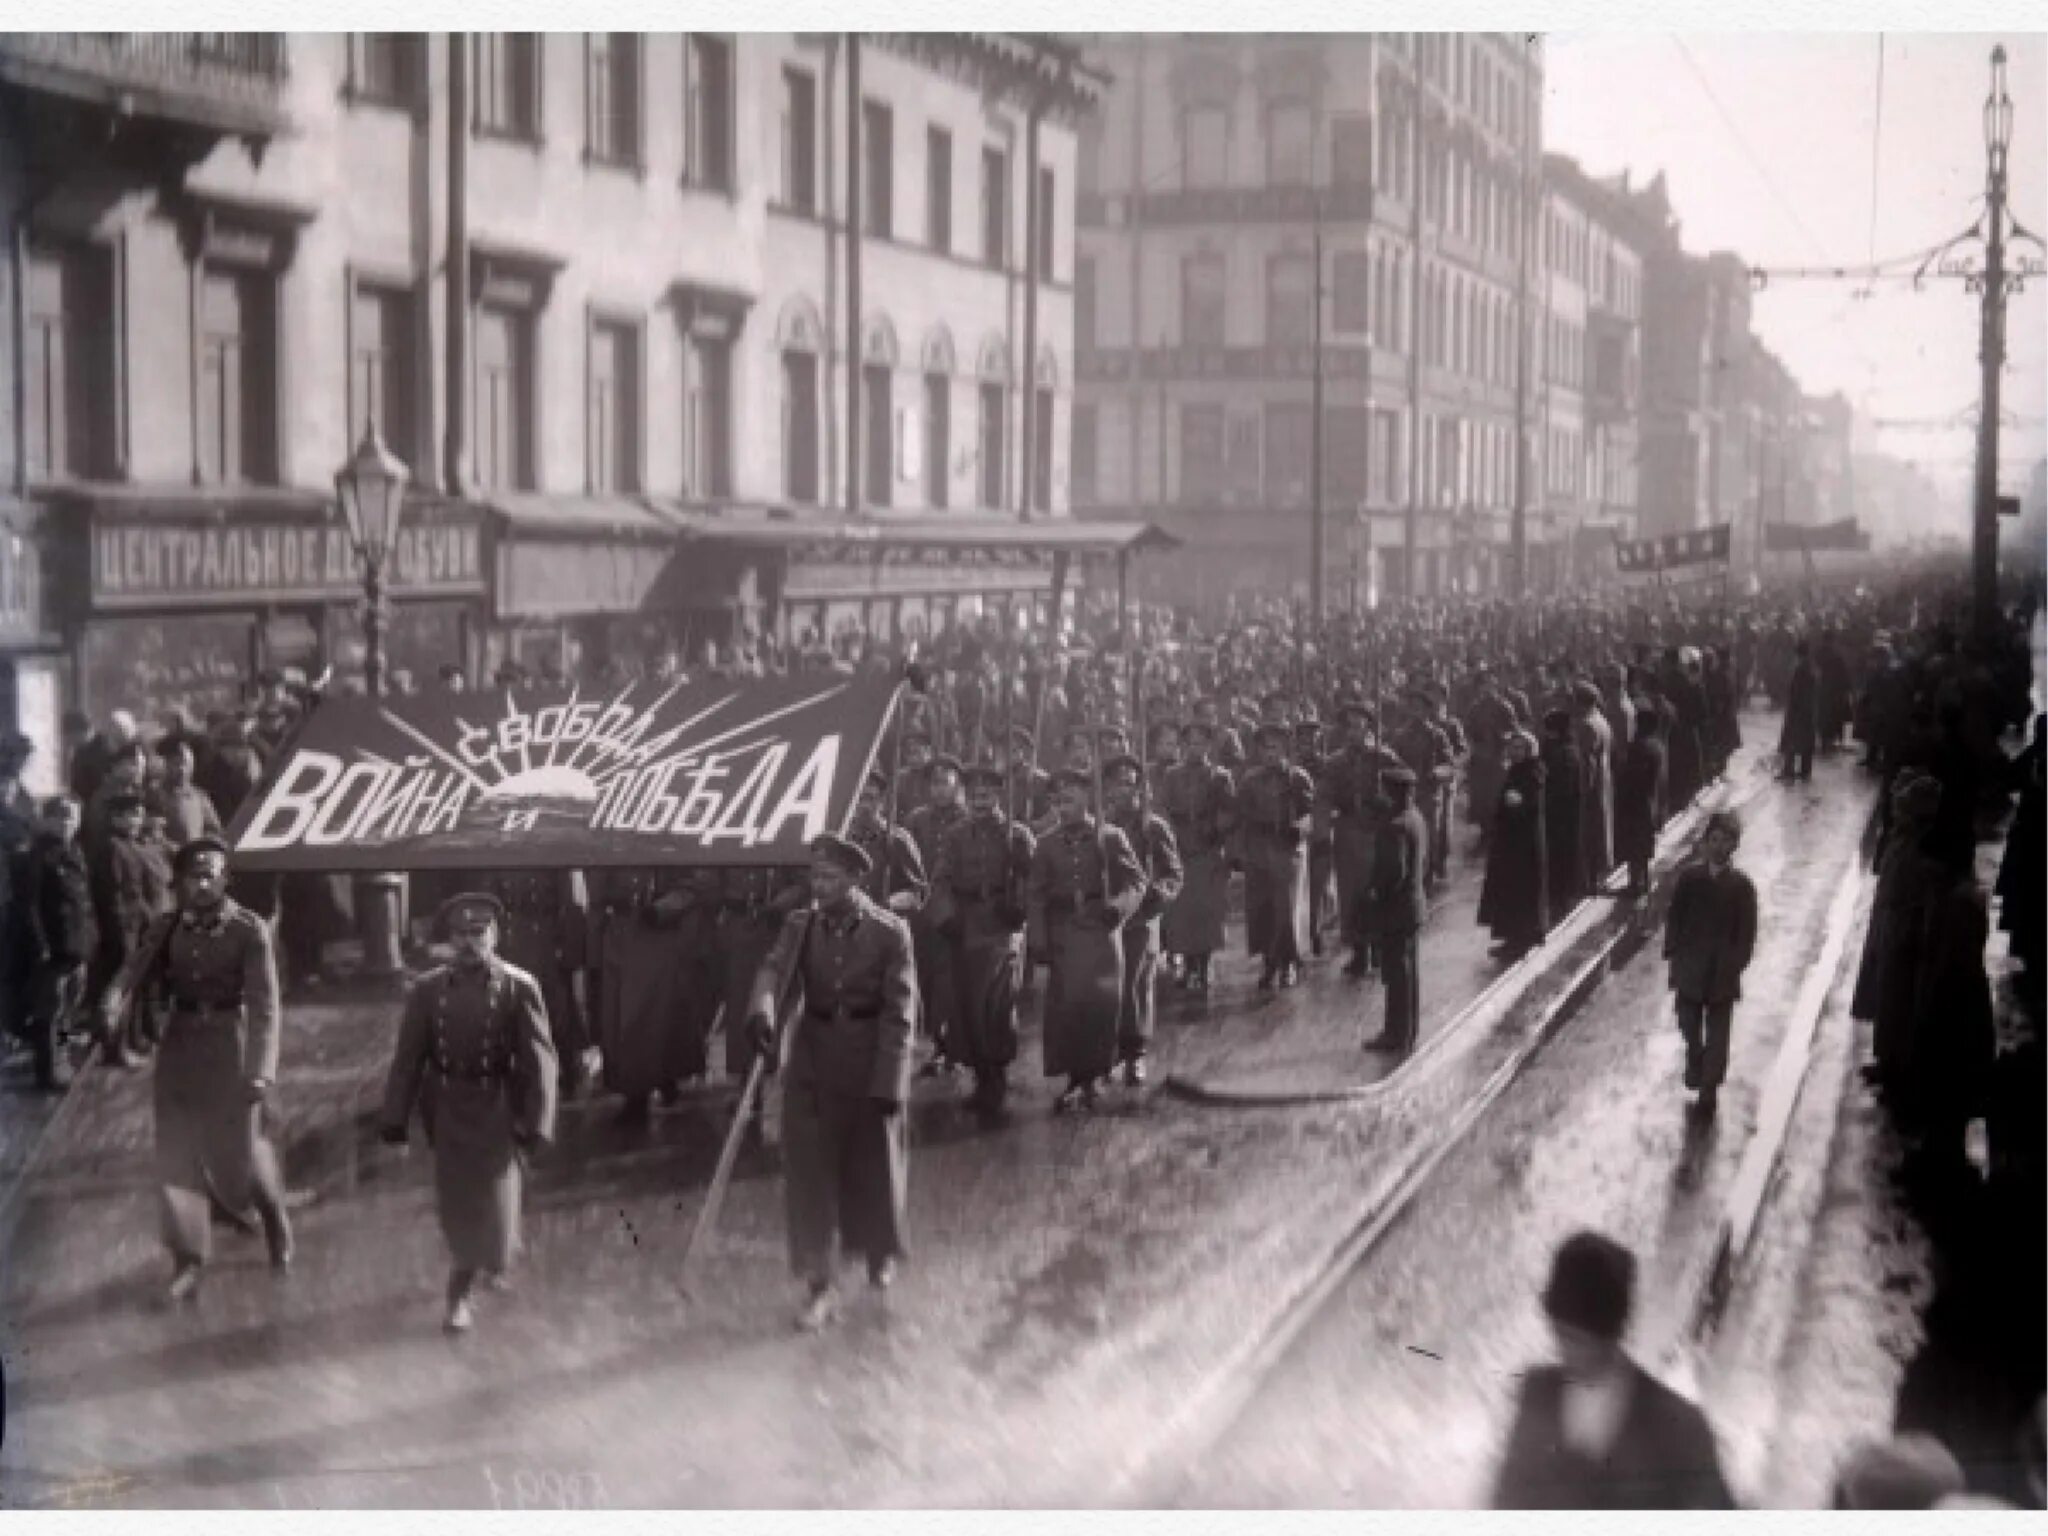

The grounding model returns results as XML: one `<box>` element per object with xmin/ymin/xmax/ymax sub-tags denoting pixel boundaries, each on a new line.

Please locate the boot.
<box><xmin>444</xmin><ymin>1268</ymin><xmax>478</xmax><ymax>1333</ymax></box>
<box><xmin>795</xmin><ymin>1280</ymin><xmax>838</xmax><ymax>1332</ymax></box>
<box><xmin>259</xmin><ymin>1196</ymin><xmax>295</xmax><ymax>1273</ymax></box>
<box><xmin>167</xmin><ymin>1258</ymin><xmax>203</xmax><ymax>1303</ymax></box>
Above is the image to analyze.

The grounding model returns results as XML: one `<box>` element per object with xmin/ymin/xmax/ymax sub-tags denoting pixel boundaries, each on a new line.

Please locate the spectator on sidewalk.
<box><xmin>1492</xmin><ymin>1229</ymin><xmax>1735</xmax><ymax>1509</ymax></box>
<box><xmin>1777</xmin><ymin>639</ymin><xmax>1820</xmax><ymax>783</ymax></box>
<box><xmin>1614</xmin><ymin>709</ymin><xmax>1666</xmax><ymax>900</ymax></box>
<box><xmin>1478</xmin><ymin>731</ymin><xmax>1548</xmax><ymax>964</ymax></box>
<box><xmin>12</xmin><ymin>796</ymin><xmax>96</xmax><ymax>1090</ymax></box>
<box><xmin>1663</xmin><ymin>811</ymin><xmax>1759</xmax><ymax>1120</ymax></box>
<box><xmin>150</xmin><ymin>739</ymin><xmax>224</xmax><ymax>851</ymax></box>
<box><xmin>85</xmin><ymin>791</ymin><xmax>171</xmax><ymax>1068</ymax></box>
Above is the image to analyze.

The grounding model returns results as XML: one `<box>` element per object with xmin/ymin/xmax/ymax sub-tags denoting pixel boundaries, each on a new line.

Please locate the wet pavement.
<box><xmin>1168</xmin><ymin>746</ymin><xmax>1879</xmax><ymax>1507</ymax></box>
<box><xmin>1</xmin><ymin>714</ymin><xmax>1781</xmax><ymax>1509</ymax></box>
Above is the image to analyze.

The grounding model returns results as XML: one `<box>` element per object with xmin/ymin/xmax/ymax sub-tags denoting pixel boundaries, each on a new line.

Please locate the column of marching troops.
<box><xmin>6</xmin><ymin>574</ymin><xmax>2036</xmax><ymax>1337</ymax></box>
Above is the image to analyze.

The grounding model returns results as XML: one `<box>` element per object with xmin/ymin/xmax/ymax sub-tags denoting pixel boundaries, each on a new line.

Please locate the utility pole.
<box><xmin>1311</xmin><ymin>195</ymin><xmax>1327</xmax><ymax>633</ymax></box>
<box><xmin>845</xmin><ymin>33</ymin><xmax>863</xmax><ymax>514</ymax></box>
<box><xmin>1972</xmin><ymin>44</ymin><xmax>2012</xmax><ymax>638</ymax></box>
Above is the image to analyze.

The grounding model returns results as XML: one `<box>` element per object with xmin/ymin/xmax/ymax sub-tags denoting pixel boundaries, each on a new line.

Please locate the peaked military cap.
<box><xmin>172</xmin><ymin>835</ymin><xmax>233</xmax><ymax>874</ymax></box>
<box><xmin>809</xmin><ymin>832</ymin><xmax>874</xmax><ymax>876</ymax></box>
<box><xmin>1100</xmin><ymin>753</ymin><xmax>1143</xmax><ymax>782</ymax></box>
<box><xmin>962</xmin><ymin>761</ymin><xmax>1006</xmax><ymax>788</ymax></box>
<box><xmin>437</xmin><ymin>891</ymin><xmax>508</xmax><ymax>931</ymax></box>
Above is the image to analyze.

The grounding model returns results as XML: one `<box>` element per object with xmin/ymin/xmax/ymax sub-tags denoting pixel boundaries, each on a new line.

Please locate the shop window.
<box><xmin>23</xmin><ymin>242</ymin><xmax>116</xmax><ymax>482</ymax></box>
<box><xmin>1266</xmin><ymin>100</ymin><xmax>1312</xmax><ymax>187</ymax></box>
<box><xmin>587</xmin><ymin>34</ymin><xmax>642</xmax><ymax>168</ymax></box>
<box><xmin>475</xmin><ymin>303</ymin><xmax>535</xmax><ymax>491</ymax></box>
<box><xmin>350</xmin><ymin>281</ymin><xmax>416</xmax><ymax>472</ymax></box>
<box><xmin>981</xmin><ymin>145</ymin><xmax>1008</xmax><ymax>269</ymax></box>
<box><xmin>682</xmin><ymin>333</ymin><xmax>731</xmax><ymax>498</ymax></box>
<box><xmin>862</xmin><ymin>99</ymin><xmax>894</xmax><ymax>239</ymax></box>
<box><xmin>1333</xmin><ymin>251</ymin><xmax>1369</xmax><ymax>336</ymax></box>
<box><xmin>1182</xmin><ymin>253</ymin><xmax>1225</xmax><ymax>347</ymax></box>
<box><xmin>588</xmin><ymin>317</ymin><xmax>641</xmax><ymax>494</ymax></box>
<box><xmin>1183</xmin><ymin>106</ymin><xmax>1228</xmax><ymax>189</ymax></box>
<box><xmin>1032</xmin><ymin>386</ymin><xmax>1053</xmax><ymax>512</ymax></box>
<box><xmin>1267</xmin><ymin>253</ymin><xmax>1314</xmax><ymax>349</ymax></box>
<box><xmin>863</xmin><ymin>362</ymin><xmax>893</xmax><ymax>507</ymax></box>
<box><xmin>682</xmin><ymin>34</ymin><xmax>734</xmax><ymax>191</ymax></box>
<box><xmin>352</xmin><ymin>34</ymin><xmax>423</xmax><ymax>110</ymax></box>
<box><xmin>1035</xmin><ymin>166</ymin><xmax>1056</xmax><ymax>280</ymax></box>
<box><xmin>1071</xmin><ymin>401</ymin><xmax>1097</xmax><ymax>506</ymax></box>
<box><xmin>781</xmin><ymin>68</ymin><xmax>817</xmax><ymax>214</ymax></box>
<box><xmin>1181</xmin><ymin>403</ymin><xmax>1224</xmax><ymax>505</ymax></box>
<box><xmin>926</xmin><ymin>126</ymin><xmax>953</xmax><ymax>252</ymax></box>
<box><xmin>782</xmin><ymin>350</ymin><xmax>819</xmax><ymax>503</ymax></box>
<box><xmin>475</xmin><ymin>34</ymin><xmax>541</xmax><ymax>139</ymax></box>
<box><xmin>198</xmin><ymin>268</ymin><xmax>278</xmax><ymax>486</ymax></box>
<box><xmin>1263</xmin><ymin>401</ymin><xmax>1311</xmax><ymax>509</ymax></box>
<box><xmin>978</xmin><ymin>381</ymin><xmax>1005</xmax><ymax>509</ymax></box>
<box><xmin>924</xmin><ymin>373</ymin><xmax>950</xmax><ymax>509</ymax></box>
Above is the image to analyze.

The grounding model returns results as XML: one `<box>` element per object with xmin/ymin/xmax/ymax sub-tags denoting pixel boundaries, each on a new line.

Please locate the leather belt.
<box><xmin>805</xmin><ymin>1006</ymin><xmax>880</xmax><ymax>1024</ymax></box>
<box><xmin>434</xmin><ymin>1064</ymin><xmax>507</xmax><ymax>1084</ymax></box>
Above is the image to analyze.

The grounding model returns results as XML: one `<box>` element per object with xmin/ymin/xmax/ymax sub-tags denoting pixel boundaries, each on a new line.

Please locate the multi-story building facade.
<box><xmin>1537</xmin><ymin>153</ymin><xmax>1644</xmax><ymax>586</ymax></box>
<box><xmin>0</xmin><ymin>32</ymin><xmax>1116</xmax><ymax>764</ymax></box>
<box><xmin>1073</xmin><ymin>32</ymin><xmax>1543</xmax><ymax>611</ymax></box>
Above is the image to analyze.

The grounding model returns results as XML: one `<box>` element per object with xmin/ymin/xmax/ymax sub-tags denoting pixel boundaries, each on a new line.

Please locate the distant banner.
<box><xmin>225</xmin><ymin>675</ymin><xmax>901</xmax><ymax>872</ymax></box>
<box><xmin>1615</xmin><ymin>523</ymin><xmax>1732</xmax><ymax>574</ymax></box>
<box><xmin>1765</xmin><ymin>518</ymin><xmax>1870</xmax><ymax>553</ymax></box>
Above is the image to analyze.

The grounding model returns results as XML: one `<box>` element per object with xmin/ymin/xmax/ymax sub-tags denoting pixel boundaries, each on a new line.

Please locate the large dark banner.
<box><xmin>225</xmin><ymin>675</ymin><xmax>902</xmax><ymax>872</ymax></box>
<box><xmin>1616</xmin><ymin>523</ymin><xmax>1733</xmax><ymax>574</ymax></box>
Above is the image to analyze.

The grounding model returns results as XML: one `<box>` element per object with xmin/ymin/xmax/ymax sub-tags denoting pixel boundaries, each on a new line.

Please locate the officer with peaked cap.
<box><xmin>381</xmin><ymin>890</ymin><xmax>559</xmax><ymax>1333</ymax></box>
<box><xmin>746</xmin><ymin>832</ymin><xmax>917</xmax><ymax>1331</ymax></box>
<box><xmin>100</xmin><ymin>835</ymin><xmax>295</xmax><ymax>1301</ymax></box>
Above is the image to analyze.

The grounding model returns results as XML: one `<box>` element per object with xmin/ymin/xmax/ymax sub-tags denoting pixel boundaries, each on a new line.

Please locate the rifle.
<box><xmin>677</xmin><ymin>906</ymin><xmax>811</xmax><ymax>1301</ymax></box>
<box><xmin>878</xmin><ymin>673</ymin><xmax>912</xmax><ymax>908</ymax></box>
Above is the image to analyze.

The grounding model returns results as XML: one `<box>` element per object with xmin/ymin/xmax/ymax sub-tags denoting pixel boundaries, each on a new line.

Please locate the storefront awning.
<box><xmin>480</xmin><ymin>493</ymin><xmax>682</xmax><ymax>542</ymax></box>
<box><xmin>482</xmin><ymin>495</ymin><xmax>689</xmax><ymax>621</ymax></box>
<box><xmin>656</xmin><ymin>507</ymin><xmax>1180</xmax><ymax>557</ymax></box>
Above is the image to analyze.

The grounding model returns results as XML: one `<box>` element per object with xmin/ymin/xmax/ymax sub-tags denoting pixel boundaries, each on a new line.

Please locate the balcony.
<box><xmin>0</xmin><ymin>33</ymin><xmax>290</xmax><ymax>139</ymax></box>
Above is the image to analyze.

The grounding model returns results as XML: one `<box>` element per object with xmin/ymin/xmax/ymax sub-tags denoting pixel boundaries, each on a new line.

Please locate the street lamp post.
<box><xmin>334</xmin><ymin>422</ymin><xmax>411</xmax><ymax>980</ymax></box>
<box><xmin>1972</xmin><ymin>45</ymin><xmax>2013</xmax><ymax>638</ymax></box>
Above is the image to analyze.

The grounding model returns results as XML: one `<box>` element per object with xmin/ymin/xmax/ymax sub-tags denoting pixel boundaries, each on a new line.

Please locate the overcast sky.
<box><xmin>1546</xmin><ymin>32</ymin><xmax>2047</xmax><ymax>498</ymax></box>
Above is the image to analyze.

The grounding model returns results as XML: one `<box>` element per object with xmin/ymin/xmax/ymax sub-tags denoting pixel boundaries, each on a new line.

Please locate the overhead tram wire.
<box><xmin>1669</xmin><ymin>37</ymin><xmax>1834</xmax><ymax>265</ymax></box>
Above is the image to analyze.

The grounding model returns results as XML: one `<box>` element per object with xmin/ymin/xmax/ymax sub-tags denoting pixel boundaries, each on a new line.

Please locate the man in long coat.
<box><xmin>1028</xmin><ymin>770</ymin><xmax>1145</xmax><ymax>1112</ymax></box>
<box><xmin>930</xmin><ymin>763</ymin><xmax>1034</xmax><ymax>1117</ymax></box>
<box><xmin>1571</xmin><ymin>683</ymin><xmax>1616</xmax><ymax>887</ymax></box>
<box><xmin>745</xmin><ymin>834</ymin><xmax>916</xmax><ymax>1332</ymax></box>
<box><xmin>102</xmin><ymin>836</ymin><xmax>294</xmax><ymax>1300</ymax></box>
<box><xmin>1663</xmin><ymin>811</ymin><xmax>1759</xmax><ymax>1118</ymax></box>
<box><xmin>473</xmin><ymin>868</ymin><xmax>592</xmax><ymax>1096</ymax></box>
<box><xmin>1777</xmin><ymin>640</ymin><xmax>1820</xmax><ymax>782</ymax></box>
<box><xmin>592</xmin><ymin>866</ymin><xmax>721</xmax><ymax>1121</ymax></box>
<box><xmin>1236</xmin><ymin>724</ymin><xmax>1316</xmax><ymax>990</ymax></box>
<box><xmin>1103</xmin><ymin>754</ymin><xmax>1183</xmax><ymax>1088</ymax></box>
<box><xmin>1464</xmin><ymin>670</ymin><xmax>1521</xmax><ymax>840</ymax></box>
<box><xmin>847</xmin><ymin>770</ymin><xmax>928</xmax><ymax>915</ymax></box>
<box><xmin>904</xmin><ymin>756</ymin><xmax>969</xmax><ymax>1073</ymax></box>
<box><xmin>381</xmin><ymin>892</ymin><xmax>559</xmax><ymax>1333</ymax></box>
<box><xmin>1541</xmin><ymin>711</ymin><xmax>1590</xmax><ymax>916</ymax></box>
<box><xmin>1159</xmin><ymin>720</ymin><xmax>1236</xmax><ymax>991</ymax></box>
<box><xmin>1614</xmin><ymin>709</ymin><xmax>1667</xmax><ymax>898</ymax></box>
<box><xmin>86</xmin><ymin>790</ymin><xmax>171</xmax><ymax>1068</ymax></box>
<box><xmin>1364</xmin><ymin>768</ymin><xmax>1429</xmax><ymax>1055</ymax></box>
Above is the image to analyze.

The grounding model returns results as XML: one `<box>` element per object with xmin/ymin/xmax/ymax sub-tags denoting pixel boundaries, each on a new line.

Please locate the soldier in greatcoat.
<box><xmin>592</xmin><ymin>866</ymin><xmax>722</xmax><ymax>1121</ymax></box>
<box><xmin>472</xmin><ymin>868</ymin><xmax>593</xmax><ymax>1096</ymax></box>
<box><xmin>1237</xmin><ymin>723</ymin><xmax>1316</xmax><ymax>990</ymax></box>
<box><xmin>1662</xmin><ymin>812</ymin><xmax>1759</xmax><ymax>1119</ymax></box>
<box><xmin>929</xmin><ymin>763</ymin><xmax>1035</xmax><ymax>1116</ymax></box>
<box><xmin>846</xmin><ymin>770</ymin><xmax>928</xmax><ymax>915</ymax></box>
<box><xmin>1103</xmin><ymin>754</ymin><xmax>1183</xmax><ymax>1088</ymax></box>
<box><xmin>904</xmin><ymin>755</ymin><xmax>969</xmax><ymax>1074</ymax></box>
<box><xmin>1363</xmin><ymin>768</ymin><xmax>1429</xmax><ymax>1055</ymax></box>
<box><xmin>1028</xmin><ymin>770</ymin><xmax>1145</xmax><ymax>1112</ymax></box>
<box><xmin>714</xmin><ymin>862</ymin><xmax>809</xmax><ymax>1084</ymax></box>
<box><xmin>1159</xmin><ymin>719</ymin><xmax>1236</xmax><ymax>992</ymax></box>
<box><xmin>101</xmin><ymin>836</ymin><xmax>294</xmax><ymax>1301</ymax></box>
<box><xmin>744</xmin><ymin>834</ymin><xmax>917</xmax><ymax>1332</ymax></box>
<box><xmin>380</xmin><ymin>892</ymin><xmax>559</xmax><ymax>1333</ymax></box>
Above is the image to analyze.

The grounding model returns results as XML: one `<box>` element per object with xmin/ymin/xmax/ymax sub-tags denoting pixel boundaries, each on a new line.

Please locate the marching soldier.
<box><xmin>471</xmin><ymin>868</ymin><xmax>593</xmax><ymax>1097</ymax></box>
<box><xmin>847</xmin><ymin>770</ymin><xmax>929</xmax><ymax>915</ymax></box>
<box><xmin>1028</xmin><ymin>770</ymin><xmax>1145</xmax><ymax>1112</ymax></box>
<box><xmin>1103</xmin><ymin>754</ymin><xmax>1183</xmax><ymax>1087</ymax></box>
<box><xmin>1160</xmin><ymin>719</ymin><xmax>1236</xmax><ymax>992</ymax></box>
<box><xmin>380</xmin><ymin>892</ymin><xmax>559</xmax><ymax>1333</ymax></box>
<box><xmin>1003</xmin><ymin>727</ymin><xmax>1054</xmax><ymax>830</ymax></box>
<box><xmin>892</xmin><ymin>728</ymin><xmax>938</xmax><ymax>811</ymax></box>
<box><xmin>744</xmin><ymin>834</ymin><xmax>917</xmax><ymax>1332</ymax></box>
<box><xmin>929</xmin><ymin>764</ymin><xmax>1035</xmax><ymax>1117</ymax></box>
<box><xmin>715</xmin><ymin>862</ymin><xmax>809</xmax><ymax>1087</ymax></box>
<box><xmin>904</xmin><ymin>755</ymin><xmax>969</xmax><ymax>1075</ymax></box>
<box><xmin>1364</xmin><ymin>768</ymin><xmax>1429</xmax><ymax>1055</ymax></box>
<box><xmin>101</xmin><ymin>836</ymin><xmax>294</xmax><ymax>1300</ymax></box>
<box><xmin>1237</xmin><ymin>724</ymin><xmax>1316</xmax><ymax>990</ymax></box>
<box><xmin>592</xmin><ymin>866</ymin><xmax>722</xmax><ymax>1122</ymax></box>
